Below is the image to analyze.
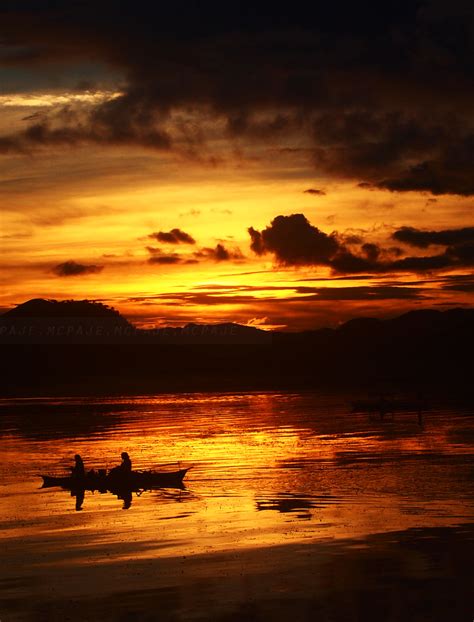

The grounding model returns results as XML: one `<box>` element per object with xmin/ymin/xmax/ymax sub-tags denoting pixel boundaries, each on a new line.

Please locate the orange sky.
<box><xmin>1</xmin><ymin>93</ymin><xmax>473</xmax><ymax>329</ymax></box>
<box><xmin>1</xmin><ymin>4</ymin><xmax>473</xmax><ymax>330</ymax></box>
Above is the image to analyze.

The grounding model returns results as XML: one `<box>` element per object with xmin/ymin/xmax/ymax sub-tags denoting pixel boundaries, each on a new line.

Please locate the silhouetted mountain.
<box><xmin>1</xmin><ymin>299</ymin><xmax>473</xmax><ymax>396</ymax></box>
<box><xmin>3</xmin><ymin>298</ymin><xmax>127</xmax><ymax>321</ymax></box>
<box><xmin>0</xmin><ymin>299</ymin><xmax>267</xmax><ymax>344</ymax></box>
<box><xmin>147</xmin><ymin>321</ymin><xmax>270</xmax><ymax>344</ymax></box>
<box><xmin>338</xmin><ymin>316</ymin><xmax>383</xmax><ymax>334</ymax></box>
<box><xmin>2</xmin><ymin>298</ymin><xmax>132</xmax><ymax>338</ymax></box>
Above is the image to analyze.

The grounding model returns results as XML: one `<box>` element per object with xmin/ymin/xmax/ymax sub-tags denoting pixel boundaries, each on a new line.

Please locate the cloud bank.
<box><xmin>249</xmin><ymin>214</ymin><xmax>474</xmax><ymax>274</ymax></box>
<box><xmin>1</xmin><ymin>1</ymin><xmax>473</xmax><ymax>194</ymax></box>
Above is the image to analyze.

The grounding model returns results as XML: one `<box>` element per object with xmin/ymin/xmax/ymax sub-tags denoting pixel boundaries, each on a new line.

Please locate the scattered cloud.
<box><xmin>145</xmin><ymin>242</ymin><xmax>243</xmax><ymax>264</ymax></box>
<box><xmin>179</xmin><ymin>209</ymin><xmax>201</xmax><ymax>218</ymax></box>
<box><xmin>304</xmin><ymin>188</ymin><xmax>326</xmax><ymax>196</ymax></box>
<box><xmin>52</xmin><ymin>260</ymin><xmax>103</xmax><ymax>277</ymax></box>
<box><xmin>194</xmin><ymin>244</ymin><xmax>244</xmax><ymax>262</ymax></box>
<box><xmin>148</xmin><ymin>255</ymin><xmax>182</xmax><ymax>265</ymax></box>
<box><xmin>146</xmin><ymin>246</ymin><xmax>183</xmax><ymax>265</ymax></box>
<box><xmin>148</xmin><ymin>228</ymin><xmax>196</xmax><ymax>244</ymax></box>
<box><xmin>211</xmin><ymin>208</ymin><xmax>233</xmax><ymax>215</ymax></box>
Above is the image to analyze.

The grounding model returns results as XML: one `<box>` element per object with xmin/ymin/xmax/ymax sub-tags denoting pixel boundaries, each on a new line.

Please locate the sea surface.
<box><xmin>0</xmin><ymin>392</ymin><xmax>473</xmax><ymax>621</ymax></box>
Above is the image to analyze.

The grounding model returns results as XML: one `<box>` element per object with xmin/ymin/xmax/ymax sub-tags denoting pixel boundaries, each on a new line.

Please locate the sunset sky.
<box><xmin>1</xmin><ymin>1</ymin><xmax>473</xmax><ymax>330</ymax></box>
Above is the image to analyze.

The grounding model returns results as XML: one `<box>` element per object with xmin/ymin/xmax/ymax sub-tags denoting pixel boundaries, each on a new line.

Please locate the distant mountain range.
<box><xmin>2</xmin><ymin>298</ymin><xmax>128</xmax><ymax>321</ymax></box>
<box><xmin>1</xmin><ymin>298</ymin><xmax>267</xmax><ymax>343</ymax></box>
<box><xmin>1</xmin><ymin>299</ymin><xmax>473</xmax><ymax>396</ymax></box>
<box><xmin>3</xmin><ymin>297</ymin><xmax>474</xmax><ymax>342</ymax></box>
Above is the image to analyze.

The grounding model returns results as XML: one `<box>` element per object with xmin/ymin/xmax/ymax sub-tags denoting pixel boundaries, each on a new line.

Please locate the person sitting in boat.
<box><xmin>120</xmin><ymin>452</ymin><xmax>132</xmax><ymax>473</ymax></box>
<box><xmin>109</xmin><ymin>452</ymin><xmax>132</xmax><ymax>478</ymax></box>
<box><xmin>111</xmin><ymin>451</ymin><xmax>132</xmax><ymax>475</ymax></box>
<box><xmin>71</xmin><ymin>454</ymin><xmax>85</xmax><ymax>478</ymax></box>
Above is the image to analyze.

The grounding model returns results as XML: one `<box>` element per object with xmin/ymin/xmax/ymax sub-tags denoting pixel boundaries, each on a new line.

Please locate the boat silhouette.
<box><xmin>41</xmin><ymin>467</ymin><xmax>190</xmax><ymax>491</ymax></box>
<box><xmin>40</xmin><ymin>468</ymin><xmax>190</xmax><ymax>510</ymax></box>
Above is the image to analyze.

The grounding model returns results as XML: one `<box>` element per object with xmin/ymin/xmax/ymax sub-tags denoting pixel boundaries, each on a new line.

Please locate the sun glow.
<box><xmin>0</xmin><ymin>91</ymin><xmax>122</xmax><ymax>107</ymax></box>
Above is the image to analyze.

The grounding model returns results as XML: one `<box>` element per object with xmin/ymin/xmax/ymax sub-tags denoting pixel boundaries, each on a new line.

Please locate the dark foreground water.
<box><xmin>0</xmin><ymin>392</ymin><xmax>473</xmax><ymax>621</ymax></box>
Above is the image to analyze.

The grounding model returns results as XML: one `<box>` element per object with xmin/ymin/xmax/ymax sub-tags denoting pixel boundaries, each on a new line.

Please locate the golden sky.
<box><xmin>1</xmin><ymin>4</ymin><xmax>473</xmax><ymax>330</ymax></box>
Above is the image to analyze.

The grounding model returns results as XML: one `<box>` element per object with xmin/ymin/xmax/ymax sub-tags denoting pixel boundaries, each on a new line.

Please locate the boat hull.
<box><xmin>41</xmin><ymin>468</ymin><xmax>189</xmax><ymax>491</ymax></box>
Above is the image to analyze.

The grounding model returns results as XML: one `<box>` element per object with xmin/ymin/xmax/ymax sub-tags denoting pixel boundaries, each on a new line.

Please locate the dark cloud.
<box><xmin>300</xmin><ymin>286</ymin><xmax>425</xmax><ymax>301</ymax></box>
<box><xmin>146</xmin><ymin>242</ymin><xmax>242</xmax><ymax>264</ymax></box>
<box><xmin>194</xmin><ymin>244</ymin><xmax>243</xmax><ymax>262</ymax></box>
<box><xmin>249</xmin><ymin>213</ymin><xmax>474</xmax><ymax>274</ymax></box>
<box><xmin>1</xmin><ymin>2</ymin><xmax>473</xmax><ymax>194</ymax></box>
<box><xmin>146</xmin><ymin>246</ymin><xmax>183</xmax><ymax>265</ymax></box>
<box><xmin>0</xmin><ymin>113</ymin><xmax>172</xmax><ymax>154</ymax></box>
<box><xmin>189</xmin><ymin>282</ymin><xmax>426</xmax><ymax>301</ymax></box>
<box><xmin>341</xmin><ymin>233</ymin><xmax>364</xmax><ymax>245</ymax></box>
<box><xmin>448</xmin><ymin>241</ymin><xmax>474</xmax><ymax>264</ymax></box>
<box><xmin>329</xmin><ymin>251</ymin><xmax>377</xmax><ymax>274</ymax></box>
<box><xmin>148</xmin><ymin>255</ymin><xmax>182</xmax><ymax>265</ymax></box>
<box><xmin>123</xmin><ymin>283</ymin><xmax>426</xmax><ymax>307</ymax></box>
<box><xmin>312</xmin><ymin>112</ymin><xmax>474</xmax><ymax>196</ymax></box>
<box><xmin>148</xmin><ymin>229</ymin><xmax>196</xmax><ymax>244</ymax></box>
<box><xmin>378</xmin><ymin>136</ymin><xmax>474</xmax><ymax>195</ymax></box>
<box><xmin>304</xmin><ymin>188</ymin><xmax>326</xmax><ymax>196</ymax></box>
<box><xmin>393</xmin><ymin>226</ymin><xmax>474</xmax><ymax>248</ymax></box>
<box><xmin>226</xmin><ymin>112</ymin><xmax>295</xmax><ymax>139</ymax></box>
<box><xmin>441</xmin><ymin>274</ymin><xmax>474</xmax><ymax>292</ymax></box>
<box><xmin>332</xmin><ymin>245</ymin><xmax>474</xmax><ymax>274</ymax></box>
<box><xmin>52</xmin><ymin>261</ymin><xmax>103</xmax><ymax>277</ymax></box>
<box><xmin>249</xmin><ymin>214</ymin><xmax>339</xmax><ymax>266</ymax></box>
<box><xmin>388</xmin><ymin>254</ymin><xmax>453</xmax><ymax>272</ymax></box>
<box><xmin>388</xmin><ymin>246</ymin><xmax>404</xmax><ymax>258</ymax></box>
<box><xmin>361</xmin><ymin>243</ymin><xmax>381</xmax><ymax>262</ymax></box>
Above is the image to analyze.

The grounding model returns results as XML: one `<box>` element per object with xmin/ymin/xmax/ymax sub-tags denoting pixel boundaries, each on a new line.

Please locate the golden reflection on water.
<box><xmin>1</xmin><ymin>392</ymin><xmax>473</xmax><ymax>566</ymax></box>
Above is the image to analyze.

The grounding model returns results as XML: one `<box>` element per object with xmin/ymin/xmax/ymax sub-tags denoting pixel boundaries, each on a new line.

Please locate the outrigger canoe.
<box><xmin>41</xmin><ymin>468</ymin><xmax>189</xmax><ymax>491</ymax></box>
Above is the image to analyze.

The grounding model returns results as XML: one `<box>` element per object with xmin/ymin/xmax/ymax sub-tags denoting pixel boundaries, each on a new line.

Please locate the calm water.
<box><xmin>1</xmin><ymin>392</ymin><xmax>473</xmax><ymax>621</ymax></box>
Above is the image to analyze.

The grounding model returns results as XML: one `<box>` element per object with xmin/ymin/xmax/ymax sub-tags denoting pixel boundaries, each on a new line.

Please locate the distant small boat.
<box><xmin>351</xmin><ymin>397</ymin><xmax>426</xmax><ymax>422</ymax></box>
<box><xmin>41</xmin><ymin>468</ymin><xmax>190</xmax><ymax>491</ymax></box>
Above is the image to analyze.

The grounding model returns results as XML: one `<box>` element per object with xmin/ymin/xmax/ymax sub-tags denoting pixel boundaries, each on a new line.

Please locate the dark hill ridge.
<box><xmin>1</xmin><ymin>299</ymin><xmax>473</xmax><ymax>396</ymax></box>
<box><xmin>1</xmin><ymin>299</ymin><xmax>267</xmax><ymax>344</ymax></box>
<box><xmin>3</xmin><ymin>298</ymin><xmax>131</xmax><ymax>323</ymax></box>
<box><xmin>3</xmin><ymin>298</ymin><xmax>474</xmax><ymax>339</ymax></box>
